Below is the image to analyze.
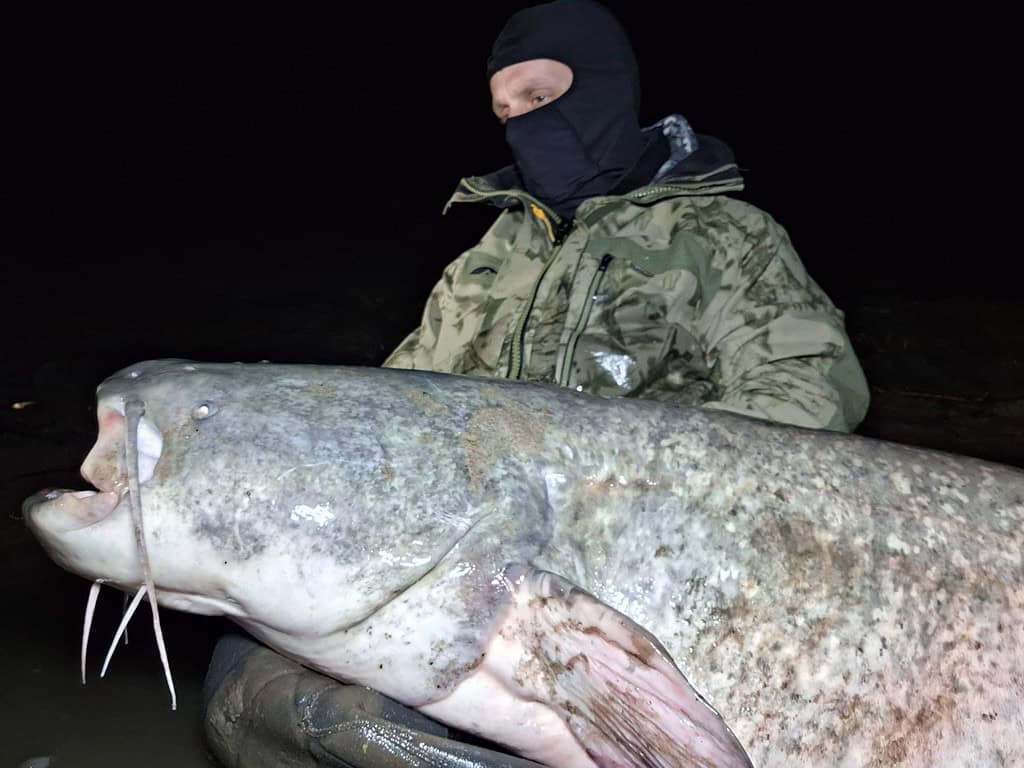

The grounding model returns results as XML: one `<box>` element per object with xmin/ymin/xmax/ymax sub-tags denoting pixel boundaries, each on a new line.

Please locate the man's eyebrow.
<box><xmin>513</xmin><ymin>78</ymin><xmax>552</xmax><ymax>94</ymax></box>
<box><xmin>493</xmin><ymin>79</ymin><xmax>553</xmax><ymax>111</ymax></box>
<box><xmin>494</xmin><ymin>80</ymin><xmax>551</xmax><ymax>110</ymax></box>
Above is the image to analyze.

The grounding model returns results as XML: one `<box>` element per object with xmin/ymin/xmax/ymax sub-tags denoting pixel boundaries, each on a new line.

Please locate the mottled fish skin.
<box><xmin>527</xmin><ymin>392</ymin><xmax>1024</xmax><ymax>767</ymax></box>
<box><xmin>24</xmin><ymin>360</ymin><xmax>1024</xmax><ymax>767</ymax></box>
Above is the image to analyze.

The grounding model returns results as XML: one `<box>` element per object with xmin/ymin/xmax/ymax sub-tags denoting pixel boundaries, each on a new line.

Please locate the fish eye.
<box><xmin>192</xmin><ymin>402</ymin><xmax>217</xmax><ymax>420</ymax></box>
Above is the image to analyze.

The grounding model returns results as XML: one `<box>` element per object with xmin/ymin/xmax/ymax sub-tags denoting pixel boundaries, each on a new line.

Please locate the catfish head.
<box><xmin>23</xmin><ymin>360</ymin><xmax>498</xmax><ymax>700</ymax></box>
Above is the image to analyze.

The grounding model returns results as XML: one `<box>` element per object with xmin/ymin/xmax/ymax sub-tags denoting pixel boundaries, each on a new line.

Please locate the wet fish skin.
<box><xmin>22</xmin><ymin>360</ymin><xmax>1024</xmax><ymax>767</ymax></box>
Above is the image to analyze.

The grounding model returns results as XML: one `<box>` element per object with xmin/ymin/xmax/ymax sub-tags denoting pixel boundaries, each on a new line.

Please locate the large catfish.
<box><xmin>23</xmin><ymin>360</ymin><xmax>1024</xmax><ymax>767</ymax></box>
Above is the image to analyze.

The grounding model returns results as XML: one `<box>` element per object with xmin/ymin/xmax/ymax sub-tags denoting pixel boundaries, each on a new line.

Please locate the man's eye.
<box><xmin>532</xmin><ymin>94</ymin><xmax>549</xmax><ymax>105</ymax></box>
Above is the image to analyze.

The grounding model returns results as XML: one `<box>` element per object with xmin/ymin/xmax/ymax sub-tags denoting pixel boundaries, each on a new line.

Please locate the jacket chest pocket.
<box><xmin>555</xmin><ymin>246</ymin><xmax>704</xmax><ymax>394</ymax></box>
<box><xmin>450</xmin><ymin>252</ymin><xmax>503</xmax><ymax>305</ymax></box>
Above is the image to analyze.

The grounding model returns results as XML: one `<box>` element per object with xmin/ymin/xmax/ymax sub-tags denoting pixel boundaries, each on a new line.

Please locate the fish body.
<box><xmin>24</xmin><ymin>360</ymin><xmax>1024</xmax><ymax>766</ymax></box>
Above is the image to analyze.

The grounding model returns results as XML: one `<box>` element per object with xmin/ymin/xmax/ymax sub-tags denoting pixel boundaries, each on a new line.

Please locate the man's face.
<box><xmin>489</xmin><ymin>59</ymin><xmax>573</xmax><ymax>124</ymax></box>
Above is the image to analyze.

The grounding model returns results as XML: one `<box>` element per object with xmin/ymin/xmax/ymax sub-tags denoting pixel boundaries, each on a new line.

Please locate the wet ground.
<box><xmin>2</xmin><ymin>234</ymin><xmax>1022</xmax><ymax>766</ymax></box>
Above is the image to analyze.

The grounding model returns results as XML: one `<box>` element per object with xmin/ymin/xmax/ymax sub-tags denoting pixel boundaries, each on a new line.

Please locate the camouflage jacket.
<box><xmin>384</xmin><ymin>116</ymin><xmax>870</xmax><ymax>432</ymax></box>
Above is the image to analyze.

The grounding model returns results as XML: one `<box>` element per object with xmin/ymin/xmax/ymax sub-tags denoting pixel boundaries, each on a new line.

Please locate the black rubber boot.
<box><xmin>202</xmin><ymin>633</ymin><xmax>546</xmax><ymax>768</ymax></box>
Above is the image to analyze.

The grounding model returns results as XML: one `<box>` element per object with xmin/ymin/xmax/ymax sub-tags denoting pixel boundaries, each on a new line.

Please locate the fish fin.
<box><xmin>498</xmin><ymin>564</ymin><xmax>752</xmax><ymax>768</ymax></box>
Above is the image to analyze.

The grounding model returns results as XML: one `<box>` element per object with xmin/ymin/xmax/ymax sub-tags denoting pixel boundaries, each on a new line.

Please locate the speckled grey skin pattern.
<box><xmin>25</xmin><ymin>360</ymin><xmax>1024</xmax><ymax>767</ymax></box>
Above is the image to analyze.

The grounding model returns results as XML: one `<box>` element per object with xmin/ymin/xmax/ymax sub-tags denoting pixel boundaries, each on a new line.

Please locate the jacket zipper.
<box><xmin>506</xmin><ymin>207</ymin><xmax>569</xmax><ymax>379</ymax></box>
<box><xmin>557</xmin><ymin>254</ymin><xmax>613</xmax><ymax>387</ymax></box>
<box><xmin>507</xmin><ymin>241</ymin><xmax>563</xmax><ymax>379</ymax></box>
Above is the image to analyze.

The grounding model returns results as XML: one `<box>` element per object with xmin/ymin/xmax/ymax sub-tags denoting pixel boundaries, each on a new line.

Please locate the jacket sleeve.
<box><xmin>382</xmin><ymin>210</ymin><xmax>518</xmax><ymax>373</ymax></box>
<box><xmin>380</xmin><ymin>262</ymin><xmax>458</xmax><ymax>371</ymax></box>
<box><xmin>685</xmin><ymin>205</ymin><xmax>869</xmax><ymax>432</ymax></box>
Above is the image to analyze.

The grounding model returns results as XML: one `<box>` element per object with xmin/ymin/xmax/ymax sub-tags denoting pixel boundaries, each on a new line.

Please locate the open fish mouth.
<box><xmin>23</xmin><ymin>398</ymin><xmax>163</xmax><ymax>532</ymax></box>
<box><xmin>24</xmin><ymin>395</ymin><xmax>178</xmax><ymax>710</ymax></box>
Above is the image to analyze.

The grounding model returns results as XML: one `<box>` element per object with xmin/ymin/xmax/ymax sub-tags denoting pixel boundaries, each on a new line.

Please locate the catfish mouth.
<box><xmin>23</xmin><ymin>489</ymin><xmax>121</xmax><ymax>534</ymax></box>
<box><xmin>24</xmin><ymin>400</ymin><xmax>164</xmax><ymax>535</ymax></box>
<box><xmin>24</xmin><ymin>391</ymin><xmax>179</xmax><ymax>710</ymax></box>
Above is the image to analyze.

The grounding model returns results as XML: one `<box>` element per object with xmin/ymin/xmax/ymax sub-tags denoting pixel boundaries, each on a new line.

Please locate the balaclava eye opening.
<box><xmin>486</xmin><ymin>0</ymin><xmax>646</xmax><ymax>220</ymax></box>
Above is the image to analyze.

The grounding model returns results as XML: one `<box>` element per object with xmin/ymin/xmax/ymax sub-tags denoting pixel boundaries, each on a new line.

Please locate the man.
<box><xmin>203</xmin><ymin>3</ymin><xmax>868</xmax><ymax>766</ymax></box>
<box><xmin>384</xmin><ymin>0</ymin><xmax>869</xmax><ymax>432</ymax></box>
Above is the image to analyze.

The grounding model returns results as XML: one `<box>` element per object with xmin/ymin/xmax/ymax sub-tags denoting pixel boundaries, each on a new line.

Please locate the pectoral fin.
<box><xmin>423</xmin><ymin>564</ymin><xmax>752</xmax><ymax>768</ymax></box>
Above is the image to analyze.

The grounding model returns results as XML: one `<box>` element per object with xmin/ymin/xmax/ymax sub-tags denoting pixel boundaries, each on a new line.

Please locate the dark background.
<box><xmin>4</xmin><ymin>3</ymin><xmax>1020</xmax><ymax>289</ymax></box>
<box><xmin>3</xmin><ymin>3</ymin><xmax>1021</xmax><ymax>342</ymax></box>
<box><xmin>3</xmin><ymin>3</ymin><xmax>1021</xmax><ymax>443</ymax></box>
<box><xmin>1</xmin><ymin>2</ymin><xmax>1022</xmax><ymax>765</ymax></box>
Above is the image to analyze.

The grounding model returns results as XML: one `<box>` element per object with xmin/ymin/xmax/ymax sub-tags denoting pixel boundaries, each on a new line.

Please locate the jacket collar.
<box><xmin>444</xmin><ymin>114</ymin><xmax>745</xmax><ymax>224</ymax></box>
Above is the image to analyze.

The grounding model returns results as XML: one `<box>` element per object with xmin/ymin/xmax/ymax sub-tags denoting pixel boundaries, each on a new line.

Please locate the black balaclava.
<box><xmin>486</xmin><ymin>0</ymin><xmax>647</xmax><ymax>220</ymax></box>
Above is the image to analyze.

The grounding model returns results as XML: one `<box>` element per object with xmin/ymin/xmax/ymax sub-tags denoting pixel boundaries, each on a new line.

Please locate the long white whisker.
<box><xmin>122</xmin><ymin>591</ymin><xmax>130</xmax><ymax>646</ymax></box>
<box><xmin>100</xmin><ymin>585</ymin><xmax>145</xmax><ymax>678</ymax></box>
<box><xmin>124</xmin><ymin>397</ymin><xmax>177</xmax><ymax>710</ymax></box>
<box><xmin>81</xmin><ymin>579</ymin><xmax>104</xmax><ymax>685</ymax></box>
<box><xmin>149</xmin><ymin>590</ymin><xmax>176</xmax><ymax>710</ymax></box>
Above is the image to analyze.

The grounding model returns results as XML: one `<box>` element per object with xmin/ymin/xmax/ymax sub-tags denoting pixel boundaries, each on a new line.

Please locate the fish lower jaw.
<box><xmin>24</xmin><ymin>489</ymin><xmax>121</xmax><ymax>534</ymax></box>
